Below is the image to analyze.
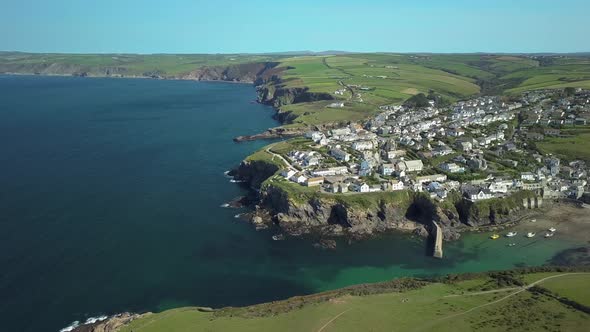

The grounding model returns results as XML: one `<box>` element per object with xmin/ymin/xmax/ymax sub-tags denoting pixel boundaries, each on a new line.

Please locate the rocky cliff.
<box><xmin>0</xmin><ymin>61</ymin><xmax>281</xmax><ymax>83</ymax></box>
<box><xmin>235</xmin><ymin>161</ymin><xmax>539</xmax><ymax>241</ymax></box>
<box><xmin>180</xmin><ymin>62</ymin><xmax>280</xmax><ymax>83</ymax></box>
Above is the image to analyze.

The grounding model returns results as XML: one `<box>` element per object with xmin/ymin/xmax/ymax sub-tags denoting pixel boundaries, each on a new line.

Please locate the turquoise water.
<box><xmin>0</xmin><ymin>75</ymin><xmax>581</xmax><ymax>332</ymax></box>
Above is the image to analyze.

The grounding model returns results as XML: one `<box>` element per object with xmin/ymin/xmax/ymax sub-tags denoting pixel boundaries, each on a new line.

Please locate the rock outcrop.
<box><xmin>72</xmin><ymin>313</ymin><xmax>150</xmax><ymax>332</ymax></box>
<box><xmin>234</xmin><ymin>161</ymin><xmax>539</xmax><ymax>242</ymax></box>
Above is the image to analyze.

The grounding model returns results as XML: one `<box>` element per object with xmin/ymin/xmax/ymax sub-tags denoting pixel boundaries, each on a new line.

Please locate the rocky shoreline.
<box><xmin>229</xmin><ymin>158</ymin><xmax>558</xmax><ymax>248</ymax></box>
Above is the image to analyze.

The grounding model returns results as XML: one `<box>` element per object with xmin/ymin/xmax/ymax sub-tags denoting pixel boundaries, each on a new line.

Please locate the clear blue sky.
<box><xmin>1</xmin><ymin>0</ymin><xmax>588</xmax><ymax>54</ymax></box>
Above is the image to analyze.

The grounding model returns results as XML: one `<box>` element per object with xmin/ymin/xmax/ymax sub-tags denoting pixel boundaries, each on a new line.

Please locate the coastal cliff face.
<box><xmin>232</xmin><ymin>159</ymin><xmax>282</xmax><ymax>190</ymax></box>
<box><xmin>256</xmin><ymin>83</ymin><xmax>334</xmax><ymax>109</ymax></box>
<box><xmin>257</xmin><ymin>184</ymin><xmax>423</xmax><ymax>238</ymax></box>
<box><xmin>0</xmin><ymin>61</ymin><xmax>281</xmax><ymax>82</ymax></box>
<box><xmin>235</xmin><ymin>160</ymin><xmax>539</xmax><ymax>241</ymax></box>
<box><xmin>180</xmin><ymin>62</ymin><xmax>280</xmax><ymax>83</ymax></box>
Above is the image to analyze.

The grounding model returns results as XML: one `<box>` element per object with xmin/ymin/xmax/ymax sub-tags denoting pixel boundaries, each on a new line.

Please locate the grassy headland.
<box><xmin>3</xmin><ymin>52</ymin><xmax>590</xmax><ymax>128</ymax></box>
<box><xmin>119</xmin><ymin>267</ymin><xmax>590</xmax><ymax>332</ymax></box>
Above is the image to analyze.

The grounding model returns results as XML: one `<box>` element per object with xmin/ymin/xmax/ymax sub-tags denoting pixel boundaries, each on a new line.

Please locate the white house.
<box><xmin>521</xmin><ymin>172</ymin><xmax>536</xmax><ymax>181</ymax></box>
<box><xmin>354</xmin><ymin>183</ymin><xmax>370</xmax><ymax>193</ymax></box>
<box><xmin>440</xmin><ymin>163</ymin><xmax>465</xmax><ymax>173</ymax></box>
<box><xmin>380</xmin><ymin>163</ymin><xmax>396</xmax><ymax>176</ymax></box>
<box><xmin>352</xmin><ymin>140</ymin><xmax>374</xmax><ymax>151</ymax></box>
<box><xmin>402</xmin><ymin>160</ymin><xmax>424</xmax><ymax>172</ymax></box>
<box><xmin>385</xmin><ymin>149</ymin><xmax>406</xmax><ymax>161</ymax></box>
<box><xmin>305</xmin><ymin>131</ymin><xmax>324</xmax><ymax>142</ymax></box>
<box><xmin>448</xmin><ymin>128</ymin><xmax>465</xmax><ymax>137</ymax></box>
<box><xmin>390</xmin><ymin>180</ymin><xmax>404</xmax><ymax>191</ymax></box>
<box><xmin>359</xmin><ymin>160</ymin><xmax>373</xmax><ymax>176</ymax></box>
<box><xmin>280</xmin><ymin>169</ymin><xmax>297</xmax><ymax>179</ymax></box>
<box><xmin>330</xmin><ymin>148</ymin><xmax>351</xmax><ymax>162</ymax></box>
<box><xmin>464</xmin><ymin>187</ymin><xmax>493</xmax><ymax>201</ymax></box>
<box><xmin>293</xmin><ymin>175</ymin><xmax>308</xmax><ymax>184</ymax></box>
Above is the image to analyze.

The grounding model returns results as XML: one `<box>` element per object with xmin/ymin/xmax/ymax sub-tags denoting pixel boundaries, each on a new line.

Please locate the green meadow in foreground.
<box><xmin>120</xmin><ymin>269</ymin><xmax>590</xmax><ymax>332</ymax></box>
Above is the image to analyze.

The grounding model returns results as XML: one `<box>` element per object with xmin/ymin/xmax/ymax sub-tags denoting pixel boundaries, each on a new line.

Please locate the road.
<box><xmin>266</xmin><ymin>144</ymin><xmax>297</xmax><ymax>172</ymax></box>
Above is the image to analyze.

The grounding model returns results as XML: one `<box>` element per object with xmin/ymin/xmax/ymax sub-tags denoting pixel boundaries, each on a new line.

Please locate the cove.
<box><xmin>0</xmin><ymin>75</ymin><xmax>583</xmax><ymax>332</ymax></box>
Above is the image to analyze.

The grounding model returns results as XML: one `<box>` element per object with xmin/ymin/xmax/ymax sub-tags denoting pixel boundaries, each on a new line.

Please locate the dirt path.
<box><xmin>266</xmin><ymin>145</ymin><xmax>296</xmax><ymax>171</ymax></box>
<box><xmin>417</xmin><ymin>273</ymin><xmax>590</xmax><ymax>331</ymax></box>
<box><xmin>317</xmin><ymin>308</ymin><xmax>352</xmax><ymax>332</ymax></box>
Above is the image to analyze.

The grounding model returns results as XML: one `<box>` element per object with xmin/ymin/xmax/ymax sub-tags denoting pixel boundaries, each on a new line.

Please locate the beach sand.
<box><xmin>510</xmin><ymin>203</ymin><xmax>590</xmax><ymax>242</ymax></box>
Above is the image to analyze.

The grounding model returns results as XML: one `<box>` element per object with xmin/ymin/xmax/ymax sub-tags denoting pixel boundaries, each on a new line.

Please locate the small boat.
<box><xmin>272</xmin><ymin>234</ymin><xmax>285</xmax><ymax>241</ymax></box>
<box><xmin>526</xmin><ymin>232</ymin><xmax>536</xmax><ymax>238</ymax></box>
<box><xmin>545</xmin><ymin>233</ymin><xmax>554</xmax><ymax>238</ymax></box>
<box><xmin>548</xmin><ymin>227</ymin><xmax>556</xmax><ymax>232</ymax></box>
<box><xmin>530</xmin><ymin>219</ymin><xmax>537</xmax><ymax>223</ymax></box>
<box><xmin>490</xmin><ymin>234</ymin><xmax>500</xmax><ymax>240</ymax></box>
<box><xmin>506</xmin><ymin>231</ymin><xmax>517</xmax><ymax>237</ymax></box>
<box><xmin>507</xmin><ymin>243</ymin><xmax>516</xmax><ymax>247</ymax></box>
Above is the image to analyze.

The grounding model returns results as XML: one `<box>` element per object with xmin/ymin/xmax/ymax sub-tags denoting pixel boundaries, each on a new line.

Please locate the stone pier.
<box><xmin>432</xmin><ymin>221</ymin><xmax>443</xmax><ymax>259</ymax></box>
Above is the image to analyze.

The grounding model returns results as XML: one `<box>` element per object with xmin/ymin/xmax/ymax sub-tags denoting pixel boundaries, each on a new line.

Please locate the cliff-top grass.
<box><xmin>119</xmin><ymin>269</ymin><xmax>590</xmax><ymax>332</ymax></box>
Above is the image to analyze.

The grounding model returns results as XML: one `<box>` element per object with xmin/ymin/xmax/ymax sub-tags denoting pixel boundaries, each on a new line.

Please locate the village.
<box><xmin>272</xmin><ymin>88</ymin><xmax>590</xmax><ymax>203</ymax></box>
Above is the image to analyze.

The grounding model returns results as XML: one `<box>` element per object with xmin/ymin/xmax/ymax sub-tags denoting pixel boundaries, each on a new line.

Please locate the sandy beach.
<box><xmin>508</xmin><ymin>203</ymin><xmax>590</xmax><ymax>242</ymax></box>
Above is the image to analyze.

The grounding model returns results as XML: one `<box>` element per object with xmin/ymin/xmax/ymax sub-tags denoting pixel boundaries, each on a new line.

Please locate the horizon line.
<box><xmin>2</xmin><ymin>50</ymin><xmax>590</xmax><ymax>56</ymax></box>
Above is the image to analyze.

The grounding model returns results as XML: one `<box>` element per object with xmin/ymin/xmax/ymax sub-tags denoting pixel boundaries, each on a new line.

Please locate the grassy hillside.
<box><xmin>536</xmin><ymin>126</ymin><xmax>590</xmax><ymax>162</ymax></box>
<box><xmin>2</xmin><ymin>52</ymin><xmax>590</xmax><ymax>127</ymax></box>
<box><xmin>120</xmin><ymin>268</ymin><xmax>590</xmax><ymax>332</ymax></box>
<box><xmin>0</xmin><ymin>52</ymin><xmax>277</xmax><ymax>77</ymax></box>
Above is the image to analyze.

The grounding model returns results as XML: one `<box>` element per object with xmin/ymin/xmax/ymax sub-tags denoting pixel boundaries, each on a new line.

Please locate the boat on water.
<box><xmin>490</xmin><ymin>234</ymin><xmax>500</xmax><ymax>240</ymax></box>
<box><xmin>526</xmin><ymin>232</ymin><xmax>536</xmax><ymax>238</ymax></box>
<box><xmin>506</xmin><ymin>231</ymin><xmax>518</xmax><ymax>237</ymax></box>
<box><xmin>545</xmin><ymin>232</ymin><xmax>554</xmax><ymax>238</ymax></box>
<box><xmin>507</xmin><ymin>243</ymin><xmax>516</xmax><ymax>247</ymax></box>
<box><xmin>272</xmin><ymin>234</ymin><xmax>285</xmax><ymax>241</ymax></box>
<box><xmin>530</xmin><ymin>219</ymin><xmax>537</xmax><ymax>223</ymax></box>
<box><xmin>548</xmin><ymin>227</ymin><xmax>556</xmax><ymax>232</ymax></box>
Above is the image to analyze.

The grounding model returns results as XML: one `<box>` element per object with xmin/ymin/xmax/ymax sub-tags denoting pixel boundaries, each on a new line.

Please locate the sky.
<box><xmin>1</xmin><ymin>0</ymin><xmax>589</xmax><ymax>54</ymax></box>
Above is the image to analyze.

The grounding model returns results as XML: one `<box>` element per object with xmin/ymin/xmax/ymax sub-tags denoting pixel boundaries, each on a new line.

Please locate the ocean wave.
<box><xmin>220</xmin><ymin>203</ymin><xmax>230</xmax><ymax>208</ymax></box>
<box><xmin>234</xmin><ymin>213</ymin><xmax>243</xmax><ymax>218</ymax></box>
<box><xmin>59</xmin><ymin>321</ymin><xmax>80</xmax><ymax>332</ymax></box>
<box><xmin>230</xmin><ymin>179</ymin><xmax>245</xmax><ymax>183</ymax></box>
<box><xmin>84</xmin><ymin>315</ymin><xmax>108</xmax><ymax>325</ymax></box>
<box><xmin>59</xmin><ymin>315</ymin><xmax>108</xmax><ymax>332</ymax></box>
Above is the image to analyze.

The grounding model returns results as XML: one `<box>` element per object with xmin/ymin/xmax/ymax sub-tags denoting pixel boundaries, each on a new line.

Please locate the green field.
<box><xmin>2</xmin><ymin>52</ymin><xmax>590</xmax><ymax>127</ymax></box>
<box><xmin>537</xmin><ymin>127</ymin><xmax>590</xmax><ymax>162</ymax></box>
<box><xmin>0</xmin><ymin>52</ymin><xmax>278</xmax><ymax>76</ymax></box>
<box><xmin>120</xmin><ymin>270</ymin><xmax>590</xmax><ymax>332</ymax></box>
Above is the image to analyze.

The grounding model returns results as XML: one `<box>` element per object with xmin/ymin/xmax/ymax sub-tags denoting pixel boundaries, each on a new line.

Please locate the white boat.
<box><xmin>545</xmin><ymin>233</ymin><xmax>554</xmax><ymax>238</ymax></box>
<box><xmin>530</xmin><ymin>219</ymin><xmax>537</xmax><ymax>223</ymax></box>
<box><xmin>272</xmin><ymin>234</ymin><xmax>285</xmax><ymax>241</ymax></box>
<box><xmin>526</xmin><ymin>232</ymin><xmax>536</xmax><ymax>238</ymax></box>
<box><xmin>548</xmin><ymin>227</ymin><xmax>556</xmax><ymax>232</ymax></box>
<box><xmin>507</xmin><ymin>243</ymin><xmax>516</xmax><ymax>247</ymax></box>
<box><xmin>506</xmin><ymin>231</ymin><xmax>518</xmax><ymax>237</ymax></box>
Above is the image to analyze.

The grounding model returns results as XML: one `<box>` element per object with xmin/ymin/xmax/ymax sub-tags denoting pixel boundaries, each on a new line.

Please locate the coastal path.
<box><xmin>416</xmin><ymin>272</ymin><xmax>590</xmax><ymax>331</ymax></box>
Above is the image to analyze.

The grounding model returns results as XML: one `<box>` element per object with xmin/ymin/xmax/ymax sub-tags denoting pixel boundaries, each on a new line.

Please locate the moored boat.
<box><xmin>506</xmin><ymin>231</ymin><xmax>517</xmax><ymax>237</ymax></box>
<box><xmin>490</xmin><ymin>234</ymin><xmax>500</xmax><ymax>240</ymax></box>
<box><xmin>545</xmin><ymin>232</ymin><xmax>554</xmax><ymax>238</ymax></box>
<box><xmin>272</xmin><ymin>234</ymin><xmax>285</xmax><ymax>241</ymax></box>
<box><xmin>548</xmin><ymin>227</ymin><xmax>556</xmax><ymax>232</ymax></box>
<box><xmin>526</xmin><ymin>232</ymin><xmax>536</xmax><ymax>238</ymax></box>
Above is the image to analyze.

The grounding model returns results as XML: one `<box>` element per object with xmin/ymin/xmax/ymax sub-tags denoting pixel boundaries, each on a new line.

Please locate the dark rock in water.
<box><xmin>313</xmin><ymin>239</ymin><xmax>337</xmax><ymax>250</ymax></box>
<box><xmin>442</xmin><ymin>228</ymin><xmax>461</xmax><ymax>241</ymax></box>
<box><xmin>72</xmin><ymin>312</ymin><xmax>147</xmax><ymax>332</ymax></box>
<box><xmin>413</xmin><ymin>226</ymin><xmax>429</xmax><ymax>238</ymax></box>
<box><xmin>550</xmin><ymin>247</ymin><xmax>590</xmax><ymax>266</ymax></box>
<box><xmin>226</xmin><ymin>196</ymin><xmax>251</xmax><ymax>208</ymax></box>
